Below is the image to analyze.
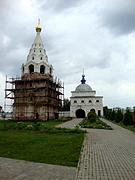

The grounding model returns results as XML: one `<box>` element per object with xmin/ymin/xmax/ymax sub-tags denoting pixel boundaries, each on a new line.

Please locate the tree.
<box><xmin>123</xmin><ymin>108</ymin><xmax>133</xmax><ymax>126</ymax></box>
<box><xmin>103</xmin><ymin>106</ymin><xmax>113</xmax><ymax>120</ymax></box>
<box><xmin>59</xmin><ymin>98</ymin><xmax>70</xmax><ymax>111</ymax></box>
<box><xmin>110</xmin><ymin>110</ymin><xmax>116</xmax><ymax>121</ymax></box>
<box><xmin>115</xmin><ymin>109</ymin><xmax>123</xmax><ymax>123</ymax></box>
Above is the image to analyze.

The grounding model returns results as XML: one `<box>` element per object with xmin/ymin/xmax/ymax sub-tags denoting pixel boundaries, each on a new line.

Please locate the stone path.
<box><xmin>56</xmin><ymin>118</ymin><xmax>83</xmax><ymax>129</ymax></box>
<box><xmin>76</xmin><ymin>118</ymin><xmax>135</xmax><ymax>180</ymax></box>
<box><xmin>0</xmin><ymin>157</ymin><xmax>76</xmax><ymax>180</ymax></box>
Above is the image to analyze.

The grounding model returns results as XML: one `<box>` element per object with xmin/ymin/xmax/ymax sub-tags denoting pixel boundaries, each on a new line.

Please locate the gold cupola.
<box><xmin>35</xmin><ymin>19</ymin><xmax>42</xmax><ymax>32</ymax></box>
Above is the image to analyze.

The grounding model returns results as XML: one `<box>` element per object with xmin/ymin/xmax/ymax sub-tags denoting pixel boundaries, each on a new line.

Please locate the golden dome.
<box><xmin>35</xmin><ymin>19</ymin><xmax>42</xmax><ymax>32</ymax></box>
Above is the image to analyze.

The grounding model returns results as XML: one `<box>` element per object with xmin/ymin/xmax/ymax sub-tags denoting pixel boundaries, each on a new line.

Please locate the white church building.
<box><xmin>70</xmin><ymin>74</ymin><xmax>103</xmax><ymax>118</ymax></box>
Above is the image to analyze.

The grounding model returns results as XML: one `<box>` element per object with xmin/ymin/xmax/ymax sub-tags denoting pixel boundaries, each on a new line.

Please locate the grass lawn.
<box><xmin>0</xmin><ymin>119</ymin><xmax>64</xmax><ymax>129</ymax></box>
<box><xmin>120</xmin><ymin>124</ymin><xmax>135</xmax><ymax>133</ymax></box>
<box><xmin>106</xmin><ymin>119</ymin><xmax>135</xmax><ymax>133</ymax></box>
<box><xmin>0</xmin><ymin>120</ymin><xmax>85</xmax><ymax>167</ymax></box>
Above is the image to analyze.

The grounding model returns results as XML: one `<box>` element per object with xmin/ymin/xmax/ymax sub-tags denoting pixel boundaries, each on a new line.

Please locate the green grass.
<box><xmin>0</xmin><ymin>119</ymin><xmax>85</xmax><ymax>167</ymax></box>
<box><xmin>0</xmin><ymin>119</ymin><xmax>63</xmax><ymax>129</ymax></box>
<box><xmin>105</xmin><ymin>119</ymin><xmax>135</xmax><ymax>133</ymax></box>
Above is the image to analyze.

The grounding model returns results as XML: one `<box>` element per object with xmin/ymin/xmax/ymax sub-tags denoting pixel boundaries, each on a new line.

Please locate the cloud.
<box><xmin>1</xmin><ymin>0</ymin><xmax>135</xmax><ymax>108</ymax></box>
<box><xmin>99</xmin><ymin>0</ymin><xmax>135</xmax><ymax>35</ymax></box>
<box><xmin>36</xmin><ymin>0</ymin><xmax>84</xmax><ymax>13</ymax></box>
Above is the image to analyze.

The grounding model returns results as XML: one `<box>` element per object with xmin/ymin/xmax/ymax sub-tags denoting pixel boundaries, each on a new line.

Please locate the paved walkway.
<box><xmin>0</xmin><ymin>157</ymin><xmax>76</xmax><ymax>180</ymax></box>
<box><xmin>56</xmin><ymin>118</ymin><xmax>83</xmax><ymax>129</ymax></box>
<box><xmin>76</xmin><ymin>118</ymin><xmax>135</xmax><ymax>180</ymax></box>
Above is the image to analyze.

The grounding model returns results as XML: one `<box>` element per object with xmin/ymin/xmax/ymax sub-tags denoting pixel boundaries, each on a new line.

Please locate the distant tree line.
<box><xmin>103</xmin><ymin>106</ymin><xmax>133</xmax><ymax>126</ymax></box>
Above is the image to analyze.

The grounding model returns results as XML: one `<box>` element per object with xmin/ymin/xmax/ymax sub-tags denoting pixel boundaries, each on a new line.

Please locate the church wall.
<box><xmin>70</xmin><ymin>96</ymin><xmax>103</xmax><ymax>117</ymax></box>
<box><xmin>71</xmin><ymin>91</ymin><xmax>96</xmax><ymax>97</ymax></box>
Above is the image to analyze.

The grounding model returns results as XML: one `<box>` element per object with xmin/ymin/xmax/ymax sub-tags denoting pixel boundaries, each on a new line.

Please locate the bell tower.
<box><xmin>22</xmin><ymin>19</ymin><xmax>53</xmax><ymax>76</ymax></box>
<box><xmin>7</xmin><ymin>20</ymin><xmax>64</xmax><ymax>120</ymax></box>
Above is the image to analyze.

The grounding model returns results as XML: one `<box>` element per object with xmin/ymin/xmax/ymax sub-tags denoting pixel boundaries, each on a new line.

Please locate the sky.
<box><xmin>1</xmin><ymin>0</ymin><xmax>135</xmax><ymax>109</ymax></box>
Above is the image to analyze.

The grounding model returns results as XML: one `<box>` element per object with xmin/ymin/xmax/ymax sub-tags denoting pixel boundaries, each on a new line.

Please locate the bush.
<box><xmin>87</xmin><ymin>112</ymin><xmax>97</xmax><ymax>123</ymax></box>
<box><xmin>16</xmin><ymin>122</ymin><xmax>26</xmax><ymax>130</ymax></box>
<box><xmin>25</xmin><ymin>124</ymin><xmax>34</xmax><ymax>130</ymax></box>
<box><xmin>79</xmin><ymin>118</ymin><xmax>112</xmax><ymax>130</ymax></box>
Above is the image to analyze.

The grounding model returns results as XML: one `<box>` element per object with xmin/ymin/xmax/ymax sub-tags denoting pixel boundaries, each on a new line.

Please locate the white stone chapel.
<box><xmin>70</xmin><ymin>74</ymin><xmax>103</xmax><ymax>118</ymax></box>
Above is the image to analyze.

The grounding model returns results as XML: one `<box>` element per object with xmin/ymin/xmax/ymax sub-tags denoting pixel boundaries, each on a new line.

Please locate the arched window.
<box><xmin>96</xmin><ymin>100</ymin><xmax>99</xmax><ymax>102</ymax></box>
<box><xmin>74</xmin><ymin>100</ymin><xmax>77</xmax><ymax>103</ymax></box>
<box><xmin>40</xmin><ymin>65</ymin><xmax>45</xmax><ymax>74</ymax></box>
<box><xmin>22</xmin><ymin>64</ymin><xmax>24</xmax><ymax>73</ymax></box>
<box><xmin>29</xmin><ymin>64</ymin><xmax>34</xmax><ymax>74</ymax></box>
<box><xmin>81</xmin><ymin>100</ymin><xmax>84</xmax><ymax>103</ymax></box>
<box><xmin>40</xmin><ymin>57</ymin><xmax>42</xmax><ymax>60</ymax></box>
<box><xmin>89</xmin><ymin>100</ymin><xmax>92</xmax><ymax>103</ymax></box>
<box><xmin>50</xmin><ymin>67</ymin><xmax>52</xmax><ymax>74</ymax></box>
<box><xmin>90</xmin><ymin>109</ymin><xmax>96</xmax><ymax>113</ymax></box>
<box><xmin>32</xmin><ymin>56</ymin><xmax>34</xmax><ymax>60</ymax></box>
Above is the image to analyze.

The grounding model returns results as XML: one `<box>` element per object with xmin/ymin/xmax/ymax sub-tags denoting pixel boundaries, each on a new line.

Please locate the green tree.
<box><xmin>115</xmin><ymin>109</ymin><xmax>123</xmax><ymax>123</ymax></box>
<box><xmin>110</xmin><ymin>110</ymin><xmax>116</xmax><ymax>121</ymax></box>
<box><xmin>103</xmin><ymin>106</ymin><xmax>113</xmax><ymax>120</ymax></box>
<box><xmin>123</xmin><ymin>108</ymin><xmax>133</xmax><ymax>126</ymax></box>
<box><xmin>59</xmin><ymin>98</ymin><xmax>70</xmax><ymax>111</ymax></box>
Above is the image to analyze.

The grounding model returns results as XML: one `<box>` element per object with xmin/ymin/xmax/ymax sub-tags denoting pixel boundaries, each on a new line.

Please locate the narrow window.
<box><xmin>32</xmin><ymin>57</ymin><xmax>34</xmax><ymax>60</ymax></box>
<box><xmin>40</xmin><ymin>65</ymin><xmax>45</xmax><ymax>74</ymax></box>
<box><xmin>29</xmin><ymin>64</ymin><xmax>34</xmax><ymax>74</ymax></box>
<box><xmin>40</xmin><ymin>57</ymin><xmax>42</xmax><ymax>60</ymax></box>
<box><xmin>50</xmin><ymin>67</ymin><xmax>52</xmax><ymax>74</ymax></box>
<box><xmin>22</xmin><ymin>65</ymin><xmax>24</xmax><ymax>73</ymax></box>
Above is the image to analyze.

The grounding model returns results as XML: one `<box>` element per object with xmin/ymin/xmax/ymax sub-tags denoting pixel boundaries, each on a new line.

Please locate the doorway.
<box><xmin>76</xmin><ymin>109</ymin><xmax>85</xmax><ymax>118</ymax></box>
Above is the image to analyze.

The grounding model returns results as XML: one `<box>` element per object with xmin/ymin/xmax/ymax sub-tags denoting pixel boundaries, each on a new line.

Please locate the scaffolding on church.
<box><xmin>5</xmin><ymin>73</ymin><xmax>64</xmax><ymax>120</ymax></box>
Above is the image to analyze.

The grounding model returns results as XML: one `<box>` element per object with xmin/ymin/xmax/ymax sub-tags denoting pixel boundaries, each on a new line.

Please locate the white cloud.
<box><xmin>1</xmin><ymin>0</ymin><xmax>135</xmax><ymax>109</ymax></box>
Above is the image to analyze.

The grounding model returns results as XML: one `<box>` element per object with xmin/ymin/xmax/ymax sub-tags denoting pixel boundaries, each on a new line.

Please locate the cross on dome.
<box><xmin>81</xmin><ymin>69</ymin><xmax>86</xmax><ymax>84</ymax></box>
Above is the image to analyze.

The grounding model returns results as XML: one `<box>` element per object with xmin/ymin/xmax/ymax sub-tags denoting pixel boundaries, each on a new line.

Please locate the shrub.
<box><xmin>87</xmin><ymin>112</ymin><xmax>97</xmax><ymax>123</ymax></box>
<box><xmin>25</xmin><ymin>124</ymin><xmax>34</xmax><ymax>130</ymax></box>
<box><xmin>33</xmin><ymin>122</ymin><xmax>41</xmax><ymax>130</ymax></box>
<box><xmin>16</xmin><ymin>122</ymin><xmax>26</xmax><ymax>130</ymax></box>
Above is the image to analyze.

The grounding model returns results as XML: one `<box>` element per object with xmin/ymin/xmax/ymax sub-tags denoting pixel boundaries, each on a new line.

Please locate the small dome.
<box><xmin>35</xmin><ymin>19</ymin><xmax>42</xmax><ymax>32</ymax></box>
<box><xmin>75</xmin><ymin>83</ymin><xmax>92</xmax><ymax>92</ymax></box>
